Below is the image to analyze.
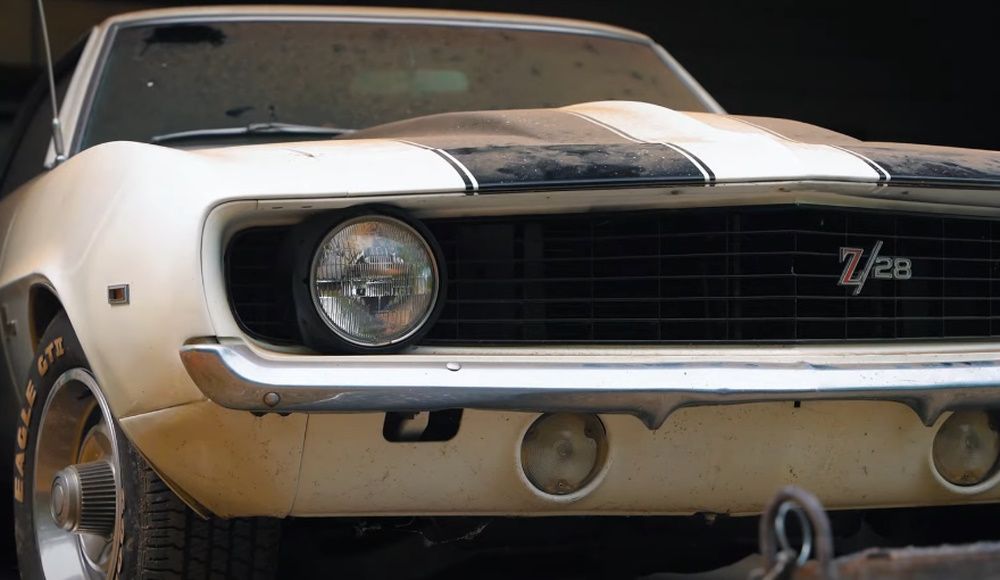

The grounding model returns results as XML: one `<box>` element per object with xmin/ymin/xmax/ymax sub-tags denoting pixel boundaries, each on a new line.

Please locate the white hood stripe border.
<box><xmin>396</xmin><ymin>139</ymin><xmax>479</xmax><ymax>194</ymax></box>
<box><xmin>829</xmin><ymin>145</ymin><xmax>891</xmax><ymax>183</ymax></box>
<box><xmin>661</xmin><ymin>142</ymin><xmax>716</xmax><ymax>184</ymax></box>
<box><xmin>569</xmin><ymin>111</ymin><xmax>716</xmax><ymax>183</ymax></box>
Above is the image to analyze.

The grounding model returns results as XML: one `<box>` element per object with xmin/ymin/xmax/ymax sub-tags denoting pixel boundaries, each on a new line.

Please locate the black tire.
<box><xmin>12</xmin><ymin>311</ymin><xmax>281</xmax><ymax>579</ymax></box>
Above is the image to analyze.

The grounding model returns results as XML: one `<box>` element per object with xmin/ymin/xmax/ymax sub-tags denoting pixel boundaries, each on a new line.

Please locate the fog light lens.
<box><xmin>311</xmin><ymin>215</ymin><xmax>438</xmax><ymax>347</ymax></box>
<box><xmin>520</xmin><ymin>413</ymin><xmax>608</xmax><ymax>496</ymax></box>
<box><xmin>932</xmin><ymin>411</ymin><xmax>1000</xmax><ymax>486</ymax></box>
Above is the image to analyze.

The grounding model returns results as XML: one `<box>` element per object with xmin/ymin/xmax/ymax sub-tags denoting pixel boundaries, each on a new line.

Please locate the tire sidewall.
<box><xmin>12</xmin><ymin>312</ymin><xmax>135</xmax><ymax>579</ymax></box>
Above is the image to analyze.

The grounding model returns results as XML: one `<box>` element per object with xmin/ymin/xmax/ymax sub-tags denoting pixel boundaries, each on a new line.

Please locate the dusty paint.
<box><xmin>287</xmin><ymin>403</ymin><xmax>1000</xmax><ymax>517</ymax></box>
<box><xmin>119</xmin><ymin>399</ymin><xmax>307</xmax><ymax>517</ymax></box>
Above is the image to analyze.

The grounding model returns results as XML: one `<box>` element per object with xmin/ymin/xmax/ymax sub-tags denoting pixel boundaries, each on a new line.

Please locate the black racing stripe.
<box><xmin>847</xmin><ymin>145</ymin><xmax>1000</xmax><ymax>189</ymax></box>
<box><xmin>443</xmin><ymin>143</ymin><xmax>706</xmax><ymax>194</ymax></box>
<box><xmin>832</xmin><ymin>145</ymin><xmax>889</xmax><ymax>182</ymax></box>
<box><xmin>667</xmin><ymin>142</ymin><xmax>716</xmax><ymax>183</ymax></box>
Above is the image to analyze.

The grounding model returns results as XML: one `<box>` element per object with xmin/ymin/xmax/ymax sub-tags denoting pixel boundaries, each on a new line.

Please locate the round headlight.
<box><xmin>310</xmin><ymin>215</ymin><xmax>439</xmax><ymax>348</ymax></box>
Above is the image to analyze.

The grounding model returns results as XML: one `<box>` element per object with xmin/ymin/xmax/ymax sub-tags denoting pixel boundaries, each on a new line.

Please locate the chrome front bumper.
<box><xmin>179</xmin><ymin>339</ymin><xmax>1000</xmax><ymax>429</ymax></box>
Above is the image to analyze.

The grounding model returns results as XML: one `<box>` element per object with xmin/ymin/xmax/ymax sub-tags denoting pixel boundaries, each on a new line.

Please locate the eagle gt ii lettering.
<box><xmin>838</xmin><ymin>241</ymin><xmax>913</xmax><ymax>295</ymax></box>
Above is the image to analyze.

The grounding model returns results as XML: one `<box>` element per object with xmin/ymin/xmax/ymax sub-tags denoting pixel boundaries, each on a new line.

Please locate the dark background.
<box><xmin>1</xmin><ymin>0</ymin><xmax>998</xmax><ymax>154</ymax></box>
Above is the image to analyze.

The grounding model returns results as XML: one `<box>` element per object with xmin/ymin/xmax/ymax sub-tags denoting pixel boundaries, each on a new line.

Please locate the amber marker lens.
<box><xmin>932</xmin><ymin>411</ymin><xmax>1000</xmax><ymax>487</ymax></box>
<box><xmin>520</xmin><ymin>413</ymin><xmax>608</xmax><ymax>496</ymax></box>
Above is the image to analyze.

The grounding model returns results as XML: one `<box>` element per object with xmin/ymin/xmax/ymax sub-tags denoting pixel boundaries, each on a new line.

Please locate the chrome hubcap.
<box><xmin>51</xmin><ymin>469</ymin><xmax>75</xmax><ymax>530</ymax></box>
<box><xmin>33</xmin><ymin>368</ymin><xmax>121</xmax><ymax>579</ymax></box>
<box><xmin>50</xmin><ymin>460</ymin><xmax>116</xmax><ymax>534</ymax></box>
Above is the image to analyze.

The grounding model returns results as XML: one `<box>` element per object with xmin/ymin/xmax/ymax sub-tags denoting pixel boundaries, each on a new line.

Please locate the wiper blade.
<box><xmin>150</xmin><ymin>122</ymin><xmax>356</xmax><ymax>144</ymax></box>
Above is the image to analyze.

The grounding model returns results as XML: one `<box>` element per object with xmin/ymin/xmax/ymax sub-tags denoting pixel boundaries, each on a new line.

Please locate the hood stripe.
<box><xmin>727</xmin><ymin>116</ymin><xmax>797</xmax><ymax>142</ymax></box>
<box><xmin>728</xmin><ymin>117</ymin><xmax>890</xmax><ymax>183</ymax></box>
<box><xmin>441</xmin><ymin>143</ymin><xmax>707</xmax><ymax>194</ymax></box>
<box><xmin>662</xmin><ymin>142</ymin><xmax>715</xmax><ymax>183</ymax></box>
<box><xmin>830</xmin><ymin>144</ymin><xmax>891</xmax><ymax>183</ymax></box>
<box><xmin>386</xmin><ymin>103</ymin><xmax>1000</xmax><ymax>192</ymax></box>
<box><xmin>397</xmin><ymin>139</ymin><xmax>477</xmax><ymax>193</ymax></box>
<box><xmin>396</xmin><ymin>112</ymin><xmax>711</xmax><ymax>193</ymax></box>
<box><xmin>434</xmin><ymin>148</ymin><xmax>480</xmax><ymax>194</ymax></box>
<box><xmin>847</xmin><ymin>145</ymin><xmax>1000</xmax><ymax>189</ymax></box>
<box><xmin>569</xmin><ymin>109</ymin><xmax>716</xmax><ymax>184</ymax></box>
<box><xmin>564</xmin><ymin>110</ymin><xmax>645</xmax><ymax>143</ymax></box>
<box><xmin>569</xmin><ymin>103</ymin><xmax>888</xmax><ymax>184</ymax></box>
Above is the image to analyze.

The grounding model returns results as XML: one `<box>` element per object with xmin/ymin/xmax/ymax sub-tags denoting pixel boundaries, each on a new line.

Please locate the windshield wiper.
<box><xmin>150</xmin><ymin>122</ymin><xmax>356</xmax><ymax>144</ymax></box>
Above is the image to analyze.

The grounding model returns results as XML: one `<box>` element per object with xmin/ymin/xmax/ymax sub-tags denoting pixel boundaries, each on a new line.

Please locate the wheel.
<box><xmin>12</xmin><ymin>311</ymin><xmax>281</xmax><ymax>579</ymax></box>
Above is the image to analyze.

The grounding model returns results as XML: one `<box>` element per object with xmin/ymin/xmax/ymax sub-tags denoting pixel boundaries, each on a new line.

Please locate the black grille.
<box><xmin>226</xmin><ymin>227</ymin><xmax>299</xmax><ymax>343</ymax></box>
<box><xmin>226</xmin><ymin>206</ymin><xmax>1000</xmax><ymax>346</ymax></box>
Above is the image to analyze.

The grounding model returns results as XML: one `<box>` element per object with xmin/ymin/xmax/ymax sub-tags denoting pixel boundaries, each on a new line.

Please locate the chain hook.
<box><xmin>758</xmin><ymin>486</ymin><xmax>837</xmax><ymax>579</ymax></box>
<box><xmin>775</xmin><ymin>501</ymin><xmax>813</xmax><ymax>567</ymax></box>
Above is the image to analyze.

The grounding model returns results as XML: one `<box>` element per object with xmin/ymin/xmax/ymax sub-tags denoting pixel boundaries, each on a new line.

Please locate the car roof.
<box><xmin>96</xmin><ymin>5</ymin><xmax>651</xmax><ymax>44</ymax></box>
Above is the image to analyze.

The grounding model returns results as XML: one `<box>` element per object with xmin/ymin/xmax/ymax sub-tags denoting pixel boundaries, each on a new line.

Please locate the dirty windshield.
<box><xmin>80</xmin><ymin>19</ymin><xmax>708</xmax><ymax>149</ymax></box>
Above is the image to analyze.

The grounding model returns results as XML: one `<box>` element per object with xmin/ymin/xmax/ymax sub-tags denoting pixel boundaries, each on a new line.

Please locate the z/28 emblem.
<box><xmin>838</xmin><ymin>240</ymin><xmax>912</xmax><ymax>295</ymax></box>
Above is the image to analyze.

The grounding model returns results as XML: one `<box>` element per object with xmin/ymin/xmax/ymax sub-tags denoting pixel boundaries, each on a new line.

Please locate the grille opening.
<box><xmin>225</xmin><ymin>206</ymin><xmax>1000</xmax><ymax>346</ymax></box>
<box><xmin>225</xmin><ymin>226</ymin><xmax>299</xmax><ymax>343</ymax></box>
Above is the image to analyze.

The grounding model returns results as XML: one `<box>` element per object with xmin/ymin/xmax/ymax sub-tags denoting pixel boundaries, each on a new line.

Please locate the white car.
<box><xmin>3</xmin><ymin>5</ymin><xmax>1000</xmax><ymax>579</ymax></box>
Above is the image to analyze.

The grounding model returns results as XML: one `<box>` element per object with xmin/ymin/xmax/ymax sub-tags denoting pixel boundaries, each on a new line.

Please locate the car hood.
<box><xmin>81</xmin><ymin>100</ymin><xmax>1000</xmax><ymax>200</ymax></box>
<box><xmin>347</xmin><ymin>101</ymin><xmax>1000</xmax><ymax>192</ymax></box>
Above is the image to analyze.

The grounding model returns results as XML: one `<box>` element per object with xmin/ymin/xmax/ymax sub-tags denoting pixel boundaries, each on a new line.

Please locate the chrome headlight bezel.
<box><xmin>291</xmin><ymin>206</ymin><xmax>446</xmax><ymax>354</ymax></box>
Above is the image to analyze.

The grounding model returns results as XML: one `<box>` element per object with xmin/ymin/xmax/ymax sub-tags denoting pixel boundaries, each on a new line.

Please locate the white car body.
<box><xmin>4</xmin><ymin>5</ymin><xmax>1000</xmax><ymax>521</ymax></box>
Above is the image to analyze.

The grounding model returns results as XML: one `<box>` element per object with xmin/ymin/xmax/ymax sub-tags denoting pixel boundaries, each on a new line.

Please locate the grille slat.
<box><xmin>225</xmin><ymin>206</ymin><xmax>1000</xmax><ymax>346</ymax></box>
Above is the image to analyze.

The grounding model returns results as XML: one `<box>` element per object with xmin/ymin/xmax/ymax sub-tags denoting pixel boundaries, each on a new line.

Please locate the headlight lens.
<box><xmin>311</xmin><ymin>215</ymin><xmax>438</xmax><ymax>347</ymax></box>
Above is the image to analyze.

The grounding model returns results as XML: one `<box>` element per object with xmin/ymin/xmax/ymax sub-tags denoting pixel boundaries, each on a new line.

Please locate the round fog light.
<box><xmin>932</xmin><ymin>410</ymin><xmax>1000</xmax><ymax>488</ymax></box>
<box><xmin>520</xmin><ymin>413</ymin><xmax>608</xmax><ymax>496</ymax></box>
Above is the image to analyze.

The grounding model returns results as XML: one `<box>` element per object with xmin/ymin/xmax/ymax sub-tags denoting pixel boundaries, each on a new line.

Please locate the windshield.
<box><xmin>80</xmin><ymin>19</ymin><xmax>710</xmax><ymax>149</ymax></box>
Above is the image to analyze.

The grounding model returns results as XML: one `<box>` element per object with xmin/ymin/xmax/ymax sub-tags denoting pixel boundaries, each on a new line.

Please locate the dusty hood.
<box><xmin>336</xmin><ymin>101</ymin><xmax>1000</xmax><ymax>193</ymax></box>
<box><xmin>157</xmin><ymin>100</ymin><xmax>1000</xmax><ymax>198</ymax></box>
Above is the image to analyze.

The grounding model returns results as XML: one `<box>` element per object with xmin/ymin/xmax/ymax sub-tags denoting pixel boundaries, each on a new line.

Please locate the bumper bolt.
<box><xmin>263</xmin><ymin>392</ymin><xmax>280</xmax><ymax>407</ymax></box>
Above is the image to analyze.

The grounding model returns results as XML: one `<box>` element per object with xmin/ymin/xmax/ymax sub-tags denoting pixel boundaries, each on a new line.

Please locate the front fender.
<box><xmin>0</xmin><ymin>142</ymin><xmax>226</xmax><ymax>418</ymax></box>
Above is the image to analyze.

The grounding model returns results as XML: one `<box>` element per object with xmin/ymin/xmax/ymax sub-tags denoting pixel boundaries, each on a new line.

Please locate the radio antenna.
<box><xmin>34</xmin><ymin>0</ymin><xmax>66</xmax><ymax>164</ymax></box>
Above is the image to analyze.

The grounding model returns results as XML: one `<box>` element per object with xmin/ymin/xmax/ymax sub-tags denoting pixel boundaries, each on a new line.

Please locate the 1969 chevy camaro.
<box><xmin>5</xmin><ymin>5</ymin><xmax>1000</xmax><ymax>579</ymax></box>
